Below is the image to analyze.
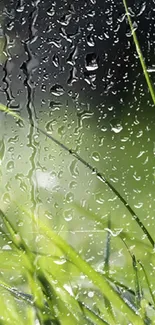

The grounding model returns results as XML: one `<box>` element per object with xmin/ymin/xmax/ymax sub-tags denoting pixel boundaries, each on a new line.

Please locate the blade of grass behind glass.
<box><xmin>132</xmin><ymin>255</ymin><xmax>142</xmax><ymax>308</ymax></box>
<box><xmin>104</xmin><ymin>216</ymin><xmax>111</xmax><ymax>273</ymax></box>
<box><xmin>20</xmin><ymin>207</ymin><xmax>145</xmax><ymax>325</ymax></box>
<box><xmin>104</xmin><ymin>217</ymin><xmax>116</xmax><ymax>324</ymax></box>
<box><xmin>138</xmin><ymin>260</ymin><xmax>155</xmax><ymax>306</ymax></box>
<box><xmin>37</xmin><ymin>271</ymin><xmax>82</xmax><ymax>324</ymax></box>
<box><xmin>79</xmin><ymin>302</ymin><xmax>110</xmax><ymax>325</ymax></box>
<box><xmin>122</xmin><ymin>0</ymin><xmax>155</xmax><ymax>104</ymax></box>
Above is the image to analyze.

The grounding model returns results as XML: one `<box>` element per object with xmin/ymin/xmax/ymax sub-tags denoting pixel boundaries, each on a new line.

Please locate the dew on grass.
<box><xmin>53</xmin><ymin>258</ymin><xmax>67</xmax><ymax>265</ymax></box>
<box><xmin>88</xmin><ymin>291</ymin><xmax>94</xmax><ymax>298</ymax></box>
<box><xmin>2</xmin><ymin>244</ymin><xmax>12</xmax><ymax>250</ymax></box>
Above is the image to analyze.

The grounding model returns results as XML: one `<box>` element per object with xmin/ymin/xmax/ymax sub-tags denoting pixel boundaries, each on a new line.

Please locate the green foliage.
<box><xmin>0</xmin><ymin>206</ymin><xmax>154</xmax><ymax>325</ymax></box>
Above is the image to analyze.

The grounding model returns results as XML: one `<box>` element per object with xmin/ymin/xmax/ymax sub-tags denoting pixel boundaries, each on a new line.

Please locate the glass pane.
<box><xmin>0</xmin><ymin>0</ymin><xmax>155</xmax><ymax>323</ymax></box>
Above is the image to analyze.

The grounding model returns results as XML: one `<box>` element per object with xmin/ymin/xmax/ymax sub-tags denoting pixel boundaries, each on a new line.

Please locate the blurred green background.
<box><xmin>0</xmin><ymin>0</ymin><xmax>155</xmax><ymax>289</ymax></box>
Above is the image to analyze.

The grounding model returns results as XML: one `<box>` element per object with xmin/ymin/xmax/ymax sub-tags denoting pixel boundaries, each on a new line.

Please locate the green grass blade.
<box><xmin>121</xmin><ymin>239</ymin><xmax>142</xmax><ymax>307</ymax></box>
<box><xmin>103</xmin><ymin>217</ymin><xmax>116</xmax><ymax>324</ymax></box>
<box><xmin>37</xmin><ymin>271</ymin><xmax>81</xmax><ymax>325</ymax></box>
<box><xmin>79</xmin><ymin>302</ymin><xmax>110</xmax><ymax>325</ymax></box>
<box><xmin>0</xmin><ymin>103</ymin><xmax>23</xmax><ymax>120</ymax></box>
<box><xmin>122</xmin><ymin>0</ymin><xmax>155</xmax><ymax>105</ymax></box>
<box><xmin>19</xmin><ymin>207</ymin><xmax>146</xmax><ymax>325</ymax></box>
<box><xmin>138</xmin><ymin>260</ymin><xmax>155</xmax><ymax>306</ymax></box>
<box><xmin>104</xmin><ymin>217</ymin><xmax>111</xmax><ymax>273</ymax></box>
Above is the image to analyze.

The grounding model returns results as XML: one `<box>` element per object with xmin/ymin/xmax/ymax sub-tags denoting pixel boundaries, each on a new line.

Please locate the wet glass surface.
<box><xmin>0</xmin><ymin>1</ymin><xmax>155</xmax><ymax>320</ymax></box>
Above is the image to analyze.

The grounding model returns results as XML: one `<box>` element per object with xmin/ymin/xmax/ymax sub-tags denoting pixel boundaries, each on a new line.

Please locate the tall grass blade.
<box><xmin>138</xmin><ymin>260</ymin><xmax>155</xmax><ymax>306</ymax></box>
<box><xmin>103</xmin><ymin>217</ymin><xmax>116</xmax><ymax>324</ymax></box>
<box><xmin>122</xmin><ymin>0</ymin><xmax>155</xmax><ymax>105</ymax></box>
<box><xmin>132</xmin><ymin>255</ymin><xmax>142</xmax><ymax>308</ymax></box>
<box><xmin>104</xmin><ymin>217</ymin><xmax>111</xmax><ymax>273</ymax></box>
<box><xmin>79</xmin><ymin>302</ymin><xmax>110</xmax><ymax>325</ymax></box>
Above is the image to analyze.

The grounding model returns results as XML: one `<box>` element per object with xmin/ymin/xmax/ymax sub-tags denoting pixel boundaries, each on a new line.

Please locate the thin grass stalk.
<box><xmin>122</xmin><ymin>0</ymin><xmax>155</xmax><ymax>105</ymax></box>
<box><xmin>138</xmin><ymin>260</ymin><xmax>155</xmax><ymax>306</ymax></box>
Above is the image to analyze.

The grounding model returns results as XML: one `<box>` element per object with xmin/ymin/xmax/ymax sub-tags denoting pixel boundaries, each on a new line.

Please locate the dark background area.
<box><xmin>0</xmin><ymin>0</ymin><xmax>155</xmax><ymax>119</ymax></box>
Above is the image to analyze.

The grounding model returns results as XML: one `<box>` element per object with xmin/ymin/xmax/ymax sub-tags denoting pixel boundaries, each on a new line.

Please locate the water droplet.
<box><xmin>134</xmin><ymin>202</ymin><xmax>143</xmax><ymax>209</ymax></box>
<box><xmin>52</xmin><ymin>54</ymin><xmax>60</xmax><ymax>68</ymax></box>
<box><xmin>92</xmin><ymin>151</ymin><xmax>100</xmax><ymax>162</ymax></box>
<box><xmin>67</xmin><ymin>67</ymin><xmax>78</xmax><ymax>85</ymax></box>
<box><xmin>57</xmin><ymin>125</ymin><xmax>65</xmax><ymax>136</ymax></box>
<box><xmin>133</xmin><ymin>172</ymin><xmax>141</xmax><ymax>181</ymax></box>
<box><xmin>110</xmin><ymin>119</ymin><xmax>123</xmax><ymax>133</ymax></box>
<box><xmin>57</xmin><ymin>13</ymin><xmax>72</xmax><ymax>26</ymax></box>
<box><xmin>87</xmin><ymin>33</ymin><xmax>95</xmax><ymax>47</ymax></box>
<box><xmin>6</xmin><ymin>160</ymin><xmax>14</xmax><ymax>171</ymax></box>
<box><xmin>147</xmin><ymin>67</ymin><xmax>155</xmax><ymax>73</ymax></box>
<box><xmin>105</xmin><ymin>228</ymin><xmax>123</xmax><ymax>237</ymax></box>
<box><xmin>47</xmin><ymin>6</ymin><xmax>55</xmax><ymax>17</ymax></box>
<box><xmin>64</xmin><ymin>209</ymin><xmax>73</xmax><ymax>222</ymax></box>
<box><xmin>88</xmin><ymin>291</ymin><xmax>94</xmax><ymax>298</ymax></box>
<box><xmin>53</xmin><ymin>258</ymin><xmax>67</xmax><ymax>265</ymax></box>
<box><xmin>85</xmin><ymin>53</ymin><xmax>98</xmax><ymax>71</ymax></box>
<box><xmin>2</xmin><ymin>245</ymin><xmax>12</xmax><ymax>250</ymax></box>
<box><xmin>45</xmin><ymin>120</ymin><xmax>54</xmax><ymax>134</ymax></box>
<box><xmin>95</xmin><ymin>192</ymin><xmax>105</xmax><ymax>204</ymax></box>
<box><xmin>7</xmin><ymin>21</ymin><xmax>14</xmax><ymax>31</ymax></box>
<box><xmin>15</xmin><ymin>174</ymin><xmax>27</xmax><ymax>192</ymax></box>
<box><xmin>65</xmin><ymin>192</ymin><xmax>74</xmax><ymax>203</ymax></box>
<box><xmin>50</xmin><ymin>84</ymin><xmax>65</xmax><ymax>96</ymax></box>
<box><xmin>17</xmin><ymin>220</ymin><xmax>24</xmax><ymax>227</ymax></box>
<box><xmin>69</xmin><ymin>160</ymin><xmax>79</xmax><ymax>177</ymax></box>
<box><xmin>87</xmin><ymin>23</ymin><xmax>94</xmax><ymax>31</ymax></box>
<box><xmin>137</xmin><ymin>2</ymin><xmax>146</xmax><ymax>16</ymax></box>
<box><xmin>44</xmin><ymin>211</ymin><xmax>53</xmax><ymax>220</ymax></box>
<box><xmin>3</xmin><ymin>192</ymin><xmax>11</xmax><ymax>204</ymax></box>
<box><xmin>126</xmin><ymin>21</ymin><xmax>138</xmax><ymax>37</ymax></box>
<box><xmin>67</xmin><ymin>46</ymin><xmax>78</xmax><ymax>66</ymax></box>
<box><xmin>69</xmin><ymin>181</ymin><xmax>77</xmax><ymax>189</ymax></box>
<box><xmin>16</xmin><ymin>0</ymin><xmax>25</xmax><ymax>12</ymax></box>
